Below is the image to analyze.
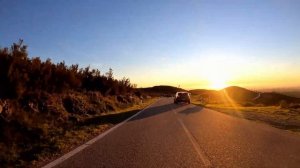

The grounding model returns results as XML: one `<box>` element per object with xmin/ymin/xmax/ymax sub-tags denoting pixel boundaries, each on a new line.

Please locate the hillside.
<box><xmin>189</xmin><ymin>89</ymin><xmax>218</xmax><ymax>95</ymax></box>
<box><xmin>222</xmin><ymin>86</ymin><xmax>258</xmax><ymax>102</ymax></box>
<box><xmin>257</xmin><ymin>92</ymin><xmax>300</xmax><ymax>105</ymax></box>
<box><xmin>139</xmin><ymin>85</ymin><xmax>185</xmax><ymax>96</ymax></box>
<box><xmin>0</xmin><ymin>40</ymin><xmax>148</xmax><ymax>167</ymax></box>
<box><xmin>191</xmin><ymin>86</ymin><xmax>300</xmax><ymax>106</ymax></box>
<box><xmin>279</xmin><ymin>91</ymin><xmax>300</xmax><ymax>98</ymax></box>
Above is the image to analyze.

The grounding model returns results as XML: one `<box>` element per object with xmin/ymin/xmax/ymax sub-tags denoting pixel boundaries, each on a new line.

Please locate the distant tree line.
<box><xmin>0</xmin><ymin>40</ymin><xmax>135</xmax><ymax>99</ymax></box>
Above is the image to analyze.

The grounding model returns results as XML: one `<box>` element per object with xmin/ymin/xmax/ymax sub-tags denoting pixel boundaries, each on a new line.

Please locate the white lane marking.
<box><xmin>174</xmin><ymin>110</ymin><xmax>212</xmax><ymax>167</ymax></box>
<box><xmin>42</xmin><ymin>99</ymin><xmax>161</xmax><ymax>168</ymax></box>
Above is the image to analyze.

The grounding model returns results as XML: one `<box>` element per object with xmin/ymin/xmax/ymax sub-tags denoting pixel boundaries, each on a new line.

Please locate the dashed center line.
<box><xmin>173</xmin><ymin>108</ymin><xmax>212</xmax><ymax>167</ymax></box>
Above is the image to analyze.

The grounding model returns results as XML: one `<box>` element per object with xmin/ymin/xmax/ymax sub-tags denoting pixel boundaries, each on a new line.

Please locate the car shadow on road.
<box><xmin>129</xmin><ymin>103</ymin><xmax>180</xmax><ymax>121</ymax></box>
<box><xmin>130</xmin><ymin>101</ymin><xmax>204</xmax><ymax>121</ymax></box>
<box><xmin>178</xmin><ymin>106</ymin><xmax>204</xmax><ymax>115</ymax></box>
<box><xmin>80</xmin><ymin>100</ymin><xmax>190</xmax><ymax>126</ymax></box>
<box><xmin>78</xmin><ymin>101</ymin><xmax>204</xmax><ymax>127</ymax></box>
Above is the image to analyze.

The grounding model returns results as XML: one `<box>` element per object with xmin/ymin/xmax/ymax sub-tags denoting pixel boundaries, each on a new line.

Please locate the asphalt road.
<box><xmin>50</xmin><ymin>98</ymin><xmax>300</xmax><ymax>168</ymax></box>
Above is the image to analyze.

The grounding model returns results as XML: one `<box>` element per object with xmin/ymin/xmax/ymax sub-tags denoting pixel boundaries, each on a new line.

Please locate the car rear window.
<box><xmin>178</xmin><ymin>93</ymin><xmax>188</xmax><ymax>97</ymax></box>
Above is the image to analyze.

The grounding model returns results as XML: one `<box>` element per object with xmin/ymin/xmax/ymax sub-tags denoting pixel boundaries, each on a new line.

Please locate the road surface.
<box><xmin>46</xmin><ymin>98</ymin><xmax>300</xmax><ymax>168</ymax></box>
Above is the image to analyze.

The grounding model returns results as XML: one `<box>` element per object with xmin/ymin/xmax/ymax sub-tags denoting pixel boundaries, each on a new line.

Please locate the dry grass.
<box><xmin>30</xmin><ymin>97</ymin><xmax>158</xmax><ymax>167</ymax></box>
<box><xmin>191</xmin><ymin>95</ymin><xmax>300</xmax><ymax>133</ymax></box>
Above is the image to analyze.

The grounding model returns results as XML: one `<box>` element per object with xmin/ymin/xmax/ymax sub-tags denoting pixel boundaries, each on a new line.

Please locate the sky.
<box><xmin>1</xmin><ymin>0</ymin><xmax>300</xmax><ymax>90</ymax></box>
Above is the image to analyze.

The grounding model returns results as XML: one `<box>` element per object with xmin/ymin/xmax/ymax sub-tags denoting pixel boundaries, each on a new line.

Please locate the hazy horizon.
<box><xmin>1</xmin><ymin>0</ymin><xmax>300</xmax><ymax>90</ymax></box>
<box><xmin>139</xmin><ymin>84</ymin><xmax>300</xmax><ymax>92</ymax></box>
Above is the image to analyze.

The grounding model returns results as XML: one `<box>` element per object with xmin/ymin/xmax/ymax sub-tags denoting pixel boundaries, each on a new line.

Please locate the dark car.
<box><xmin>174</xmin><ymin>92</ymin><xmax>191</xmax><ymax>104</ymax></box>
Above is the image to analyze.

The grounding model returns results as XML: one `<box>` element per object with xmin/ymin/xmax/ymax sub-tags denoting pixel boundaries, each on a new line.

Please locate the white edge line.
<box><xmin>174</xmin><ymin>111</ymin><xmax>212</xmax><ymax>167</ymax></box>
<box><xmin>42</xmin><ymin>98</ymin><xmax>161</xmax><ymax>168</ymax></box>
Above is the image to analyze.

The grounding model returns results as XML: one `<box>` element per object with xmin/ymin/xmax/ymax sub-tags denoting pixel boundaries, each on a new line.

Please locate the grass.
<box><xmin>32</xmin><ymin>97</ymin><xmax>158</xmax><ymax>167</ymax></box>
<box><xmin>191</xmin><ymin>95</ymin><xmax>300</xmax><ymax>133</ymax></box>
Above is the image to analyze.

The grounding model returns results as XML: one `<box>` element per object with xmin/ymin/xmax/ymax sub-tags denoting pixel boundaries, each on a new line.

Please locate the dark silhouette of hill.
<box><xmin>190</xmin><ymin>86</ymin><xmax>300</xmax><ymax>105</ymax></box>
<box><xmin>279</xmin><ymin>91</ymin><xmax>300</xmax><ymax>98</ymax></box>
<box><xmin>257</xmin><ymin>92</ymin><xmax>300</xmax><ymax>105</ymax></box>
<box><xmin>189</xmin><ymin>89</ymin><xmax>218</xmax><ymax>95</ymax></box>
<box><xmin>189</xmin><ymin>89</ymin><xmax>217</xmax><ymax>94</ymax></box>
<box><xmin>223</xmin><ymin>86</ymin><xmax>300</xmax><ymax>105</ymax></box>
<box><xmin>139</xmin><ymin>85</ymin><xmax>185</xmax><ymax>96</ymax></box>
<box><xmin>221</xmin><ymin>86</ymin><xmax>258</xmax><ymax>102</ymax></box>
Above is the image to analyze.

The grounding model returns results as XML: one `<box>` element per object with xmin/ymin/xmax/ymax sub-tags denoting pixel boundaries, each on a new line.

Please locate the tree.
<box><xmin>106</xmin><ymin>68</ymin><xmax>113</xmax><ymax>79</ymax></box>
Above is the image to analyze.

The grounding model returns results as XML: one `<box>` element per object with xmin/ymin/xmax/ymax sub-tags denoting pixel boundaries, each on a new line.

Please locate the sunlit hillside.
<box><xmin>191</xmin><ymin>86</ymin><xmax>300</xmax><ymax>106</ymax></box>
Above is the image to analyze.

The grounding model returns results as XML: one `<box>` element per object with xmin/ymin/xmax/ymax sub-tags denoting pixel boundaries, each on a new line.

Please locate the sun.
<box><xmin>210</xmin><ymin>77</ymin><xmax>227</xmax><ymax>90</ymax></box>
<box><xmin>199</xmin><ymin>62</ymin><xmax>231</xmax><ymax>90</ymax></box>
<box><xmin>211</xmin><ymin>80</ymin><xmax>227</xmax><ymax>90</ymax></box>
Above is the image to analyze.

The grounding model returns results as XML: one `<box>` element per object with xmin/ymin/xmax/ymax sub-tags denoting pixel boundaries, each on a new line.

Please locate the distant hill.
<box><xmin>139</xmin><ymin>85</ymin><xmax>185</xmax><ymax>96</ymax></box>
<box><xmin>190</xmin><ymin>86</ymin><xmax>300</xmax><ymax>105</ymax></box>
<box><xmin>279</xmin><ymin>91</ymin><xmax>300</xmax><ymax>98</ymax></box>
<box><xmin>221</xmin><ymin>86</ymin><xmax>258</xmax><ymax>102</ymax></box>
<box><xmin>189</xmin><ymin>89</ymin><xmax>218</xmax><ymax>95</ymax></box>
<box><xmin>256</xmin><ymin>92</ymin><xmax>300</xmax><ymax>105</ymax></box>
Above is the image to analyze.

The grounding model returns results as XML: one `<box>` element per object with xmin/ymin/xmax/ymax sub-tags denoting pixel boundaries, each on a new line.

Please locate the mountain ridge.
<box><xmin>190</xmin><ymin>86</ymin><xmax>300</xmax><ymax>105</ymax></box>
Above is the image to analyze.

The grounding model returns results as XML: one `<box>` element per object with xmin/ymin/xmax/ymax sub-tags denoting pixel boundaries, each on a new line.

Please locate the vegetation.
<box><xmin>0</xmin><ymin>40</ymin><xmax>151</xmax><ymax>167</ymax></box>
<box><xmin>0</xmin><ymin>40</ymin><xmax>135</xmax><ymax>99</ymax></box>
<box><xmin>33</xmin><ymin>98</ymin><xmax>157</xmax><ymax>167</ymax></box>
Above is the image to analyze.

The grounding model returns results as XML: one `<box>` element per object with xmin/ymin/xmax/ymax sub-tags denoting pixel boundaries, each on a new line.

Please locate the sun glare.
<box><xmin>210</xmin><ymin>77</ymin><xmax>227</xmax><ymax>90</ymax></box>
<box><xmin>205</xmin><ymin>70</ymin><xmax>229</xmax><ymax>90</ymax></box>
<box><xmin>201</xmin><ymin>68</ymin><xmax>229</xmax><ymax>90</ymax></box>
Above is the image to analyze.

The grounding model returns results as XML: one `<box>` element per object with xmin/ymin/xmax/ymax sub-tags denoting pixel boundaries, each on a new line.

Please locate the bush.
<box><xmin>279</xmin><ymin>100</ymin><xmax>289</xmax><ymax>109</ymax></box>
<box><xmin>289</xmin><ymin>103</ymin><xmax>300</xmax><ymax>109</ymax></box>
<box><xmin>0</xmin><ymin>40</ymin><xmax>135</xmax><ymax>99</ymax></box>
<box><xmin>241</xmin><ymin>102</ymin><xmax>255</xmax><ymax>107</ymax></box>
<box><xmin>0</xmin><ymin>40</ymin><xmax>139</xmax><ymax>167</ymax></box>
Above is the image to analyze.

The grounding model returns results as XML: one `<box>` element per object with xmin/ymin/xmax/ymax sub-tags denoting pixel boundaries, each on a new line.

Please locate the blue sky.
<box><xmin>1</xmin><ymin>0</ymin><xmax>300</xmax><ymax>89</ymax></box>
